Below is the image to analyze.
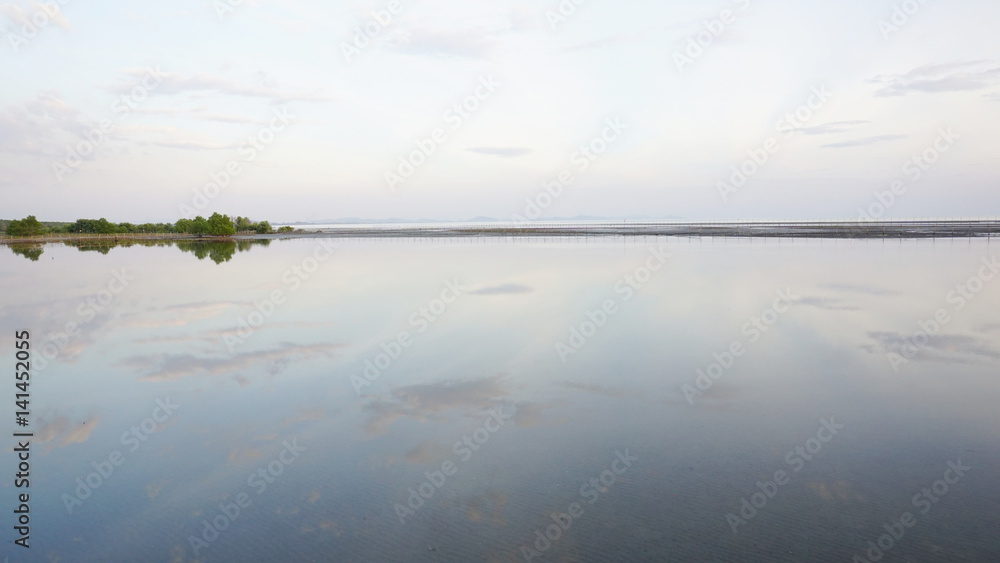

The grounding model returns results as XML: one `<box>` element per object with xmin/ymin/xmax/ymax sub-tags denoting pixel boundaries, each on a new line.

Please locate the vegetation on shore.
<box><xmin>3</xmin><ymin>213</ymin><xmax>294</xmax><ymax>237</ymax></box>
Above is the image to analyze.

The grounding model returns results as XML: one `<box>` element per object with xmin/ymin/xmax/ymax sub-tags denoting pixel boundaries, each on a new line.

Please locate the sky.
<box><xmin>0</xmin><ymin>0</ymin><xmax>998</xmax><ymax>223</ymax></box>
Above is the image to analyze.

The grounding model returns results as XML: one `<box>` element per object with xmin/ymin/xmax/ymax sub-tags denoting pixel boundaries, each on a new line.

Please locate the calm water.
<box><xmin>2</xmin><ymin>237</ymin><xmax>999</xmax><ymax>562</ymax></box>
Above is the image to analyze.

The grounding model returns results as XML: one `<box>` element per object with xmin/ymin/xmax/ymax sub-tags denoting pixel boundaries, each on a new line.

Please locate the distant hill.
<box><xmin>280</xmin><ymin>214</ymin><xmax>685</xmax><ymax>225</ymax></box>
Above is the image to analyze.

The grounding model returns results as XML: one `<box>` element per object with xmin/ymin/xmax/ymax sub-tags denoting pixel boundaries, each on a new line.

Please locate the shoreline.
<box><xmin>2</xmin><ymin>220</ymin><xmax>999</xmax><ymax>244</ymax></box>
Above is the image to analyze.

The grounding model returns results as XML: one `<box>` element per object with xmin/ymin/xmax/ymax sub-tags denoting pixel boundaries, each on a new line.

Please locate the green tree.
<box><xmin>234</xmin><ymin>216</ymin><xmax>254</xmax><ymax>232</ymax></box>
<box><xmin>208</xmin><ymin>212</ymin><xmax>236</xmax><ymax>236</ymax></box>
<box><xmin>190</xmin><ymin>216</ymin><xmax>210</xmax><ymax>235</ymax></box>
<box><xmin>6</xmin><ymin>215</ymin><xmax>46</xmax><ymax>236</ymax></box>
<box><xmin>254</xmin><ymin>221</ymin><xmax>272</xmax><ymax>234</ymax></box>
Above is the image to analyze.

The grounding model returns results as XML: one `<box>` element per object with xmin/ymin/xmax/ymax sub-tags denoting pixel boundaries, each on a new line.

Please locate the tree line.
<box><xmin>4</xmin><ymin>213</ymin><xmax>292</xmax><ymax>237</ymax></box>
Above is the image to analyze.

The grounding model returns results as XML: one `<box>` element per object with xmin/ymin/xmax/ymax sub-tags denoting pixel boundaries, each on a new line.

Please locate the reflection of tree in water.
<box><xmin>175</xmin><ymin>239</ymin><xmax>271</xmax><ymax>264</ymax></box>
<box><xmin>62</xmin><ymin>239</ymin><xmax>175</xmax><ymax>254</ymax></box>
<box><xmin>9</xmin><ymin>243</ymin><xmax>44</xmax><ymax>261</ymax></box>
<box><xmin>63</xmin><ymin>241</ymin><xmax>114</xmax><ymax>254</ymax></box>
<box><xmin>6</xmin><ymin>238</ymin><xmax>272</xmax><ymax>264</ymax></box>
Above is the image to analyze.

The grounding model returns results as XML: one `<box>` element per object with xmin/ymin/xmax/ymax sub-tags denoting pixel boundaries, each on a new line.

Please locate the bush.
<box><xmin>6</xmin><ymin>215</ymin><xmax>46</xmax><ymax>236</ymax></box>
<box><xmin>207</xmin><ymin>212</ymin><xmax>236</xmax><ymax>236</ymax></box>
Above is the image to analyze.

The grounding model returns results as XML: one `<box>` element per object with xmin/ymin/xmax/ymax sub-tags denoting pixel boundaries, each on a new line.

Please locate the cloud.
<box><xmin>799</xmin><ymin>120</ymin><xmax>870</xmax><ymax>135</ymax></box>
<box><xmin>0</xmin><ymin>91</ymin><xmax>86</xmax><ymax>156</ymax></box>
<box><xmin>873</xmin><ymin>61</ymin><xmax>1000</xmax><ymax>97</ymax></box>
<box><xmin>822</xmin><ymin>135</ymin><xmax>908</xmax><ymax>149</ymax></box>
<box><xmin>508</xmin><ymin>6</ymin><xmax>541</xmax><ymax>32</ymax></box>
<box><xmin>465</xmin><ymin>147</ymin><xmax>533</xmax><ymax>158</ymax></box>
<box><xmin>387</xmin><ymin>26</ymin><xmax>500</xmax><ymax>58</ymax></box>
<box><xmin>105</xmin><ymin>68</ymin><xmax>335</xmax><ymax>104</ymax></box>
<box><xmin>130</xmin><ymin>107</ymin><xmax>267</xmax><ymax>124</ymax></box>
<box><xmin>0</xmin><ymin>92</ymin><xmax>249</xmax><ymax>158</ymax></box>
<box><xmin>564</xmin><ymin>34</ymin><xmax>636</xmax><ymax>52</ymax></box>
<box><xmin>109</xmin><ymin>123</ymin><xmax>240</xmax><ymax>151</ymax></box>
<box><xmin>469</xmin><ymin>283</ymin><xmax>534</xmax><ymax>295</ymax></box>
<box><xmin>1</xmin><ymin>1</ymin><xmax>73</xmax><ymax>33</ymax></box>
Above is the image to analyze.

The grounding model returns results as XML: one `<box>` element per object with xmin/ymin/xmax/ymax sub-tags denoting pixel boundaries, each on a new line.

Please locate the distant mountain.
<box><xmin>280</xmin><ymin>214</ymin><xmax>685</xmax><ymax>225</ymax></box>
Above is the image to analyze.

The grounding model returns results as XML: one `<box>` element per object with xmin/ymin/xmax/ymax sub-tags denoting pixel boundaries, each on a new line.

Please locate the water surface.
<box><xmin>2</xmin><ymin>237</ymin><xmax>999</xmax><ymax>561</ymax></box>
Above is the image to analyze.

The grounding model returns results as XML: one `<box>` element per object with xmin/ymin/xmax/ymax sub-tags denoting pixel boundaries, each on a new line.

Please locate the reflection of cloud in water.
<box><xmin>134</xmin><ymin>321</ymin><xmax>330</xmax><ymax>345</ymax></box>
<box><xmin>819</xmin><ymin>283</ymin><xmax>900</xmax><ymax>297</ymax></box>
<box><xmin>35</xmin><ymin>415</ymin><xmax>100</xmax><ymax>448</ymax></box>
<box><xmin>124</xmin><ymin>300</ymin><xmax>246</xmax><ymax>328</ymax></box>
<box><xmin>119</xmin><ymin>342</ymin><xmax>344</xmax><ymax>381</ymax></box>
<box><xmin>456</xmin><ymin>490</ymin><xmax>508</xmax><ymax>526</ymax></box>
<box><xmin>362</xmin><ymin>374</ymin><xmax>511</xmax><ymax>435</ymax></box>
<box><xmin>469</xmin><ymin>283</ymin><xmax>534</xmax><ymax>296</ymax></box>
<box><xmin>227</xmin><ymin>447</ymin><xmax>266</xmax><ymax>464</ymax></box>
<box><xmin>806</xmin><ymin>480</ymin><xmax>865</xmax><ymax>503</ymax></box>
<box><xmin>1</xmin><ymin>300</ymin><xmax>115</xmax><ymax>365</ymax></box>
<box><xmin>863</xmin><ymin>331</ymin><xmax>1000</xmax><ymax>363</ymax></box>
<box><xmin>663</xmin><ymin>385</ymin><xmax>743</xmax><ymax>413</ymax></box>
<box><xmin>281</xmin><ymin>407</ymin><xmax>326</xmax><ymax>426</ymax></box>
<box><xmin>797</xmin><ymin>296</ymin><xmax>861</xmax><ymax>312</ymax></box>
<box><xmin>557</xmin><ymin>380</ymin><xmax>634</xmax><ymax>399</ymax></box>
<box><xmin>511</xmin><ymin>402</ymin><xmax>565</xmax><ymax>428</ymax></box>
<box><xmin>404</xmin><ymin>439</ymin><xmax>451</xmax><ymax>464</ymax></box>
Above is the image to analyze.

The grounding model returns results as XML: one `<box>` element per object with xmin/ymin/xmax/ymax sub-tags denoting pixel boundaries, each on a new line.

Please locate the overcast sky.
<box><xmin>1</xmin><ymin>0</ymin><xmax>998</xmax><ymax>223</ymax></box>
